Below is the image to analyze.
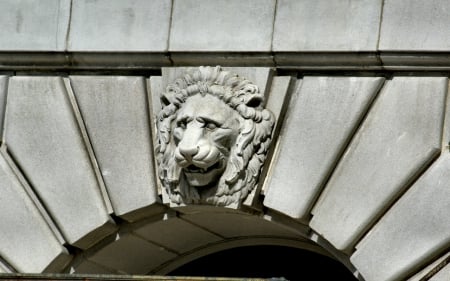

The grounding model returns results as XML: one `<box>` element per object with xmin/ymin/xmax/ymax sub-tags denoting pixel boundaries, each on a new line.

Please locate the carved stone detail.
<box><xmin>156</xmin><ymin>66</ymin><xmax>275</xmax><ymax>207</ymax></box>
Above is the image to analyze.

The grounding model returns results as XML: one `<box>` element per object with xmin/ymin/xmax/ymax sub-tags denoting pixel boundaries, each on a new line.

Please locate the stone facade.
<box><xmin>0</xmin><ymin>1</ymin><xmax>450</xmax><ymax>281</ymax></box>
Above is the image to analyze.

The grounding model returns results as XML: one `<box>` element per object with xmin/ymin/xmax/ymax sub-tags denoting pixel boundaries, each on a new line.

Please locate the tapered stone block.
<box><xmin>264</xmin><ymin>77</ymin><xmax>384</xmax><ymax>219</ymax></box>
<box><xmin>88</xmin><ymin>234</ymin><xmax>176</xmax><ymax>274</ymax></box>
<box><xmin>351</xmin><ymin>154</ymin><xmax>450</xmax><ymax>281</ymax></box>
<box><xmin>70</xmin><ymin>76</ymin><xmax>160</xmax><ymax>221</ymax></box>
<box><xmin>264</xmin><ymin>76</ymin><xmax>295</xmax><ymax>125</ymax></box>
<box><xmin>247</xmin><ymin>75</ymin><xmax>295</xmax><ymax>204</ymax></box>
<box><xmin>0</xmin><ymin>76</ymin><xmax>8</xmax><ymax>141</ymax></box>
<box><xmin>0</xmin><ymin>0</ymin><xmax>70</xmax><ymax>51</ymax></box>
<box><xmin>134</xmin><ymin>217</ymin><xmax>221</xmax><ymax>253</ymax></box>
<box><xmin>68</xmin><ymin>0</ymin><xmax>171</xmax><ymax>51</ymax></box>
<box><xmin>0</xmin><ymin>151</ymin><xmax>71</xmax><ymax>273</ymax></box>
<box><xmin>72</xmin><ymin>259</ymin><xmax>117</xmax><ymax>274</ymax></box>
<box><xmin>148</xmin><ymin>76</ymin><xmax>162</xmax><ymax>128</ymax></box>
<box><xmin>182</xmin><ymin>212</ymin><xmax>298</xmax><ymax>238</ymax></box>
<box><xmin>148</xmin><ymin>76</ymin><xmax>163</xmax><ymax>173</ymax></box>
<box><xmin>4</xmin><ymin>77</ymin><xmax>116</xmax><ymax>249</ymax></box>
<box><xmin>441</xmin><ymin>81</ymin><xmax>450</xmax><ymax>150</ymax></box>
<box><xmin>311</xmin><ymin>77</ymin><xmax>447</xmax><ymax>251</ymax></box>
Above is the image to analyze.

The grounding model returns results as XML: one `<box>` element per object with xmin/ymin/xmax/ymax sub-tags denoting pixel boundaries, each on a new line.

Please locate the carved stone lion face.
<box><xmin>173</xmin><ymin>94</ymin><xmax>242</xmax><ymax>188</ymax></box>
<box><xmin>156</xmin><ymin>66</ymin><xmax>275</xmax><ymax>207</ymax></box>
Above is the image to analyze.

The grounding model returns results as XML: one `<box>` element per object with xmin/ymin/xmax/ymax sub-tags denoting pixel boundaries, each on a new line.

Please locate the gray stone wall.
<box><xmin>0</xmin><ymin>1</ymin><xmax>450</xmax><ymax>281</ymax></box>
<box><xmin>0</xmin><ymin>0</ymin><xmax>449</xmax><ymax>70</ymax></box>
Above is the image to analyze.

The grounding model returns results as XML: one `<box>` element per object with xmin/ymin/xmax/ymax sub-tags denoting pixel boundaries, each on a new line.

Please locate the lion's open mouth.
<box><xmin>184</xmin><ymin>162</ymin><xmax>221</xmax><ymax>174</ymax></box>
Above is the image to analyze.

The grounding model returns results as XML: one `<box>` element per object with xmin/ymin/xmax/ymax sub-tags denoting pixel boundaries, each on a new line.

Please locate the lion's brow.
<box><xmin>196</xmin><ymin>116</ymin><xmax>223</xmax><ymax>126</ymax></box>
<box><xmin>176</xmin><ymin>115</ymin><xmax>192</xmax><ymax>122</ymax></box>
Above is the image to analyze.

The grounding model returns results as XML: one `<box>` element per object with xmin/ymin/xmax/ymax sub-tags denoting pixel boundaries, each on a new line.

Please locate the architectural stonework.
<box><xmin>1</xmin><ymin>1</ymin><xmax>450</xmax><ymax>281</ymax></box>
<box><xmin>156</xmin><ymin>66</ymin><xmax>275</xmax><ymax>207</ymax></box>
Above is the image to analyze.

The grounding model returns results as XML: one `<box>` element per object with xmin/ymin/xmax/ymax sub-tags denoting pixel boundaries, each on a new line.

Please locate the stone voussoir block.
<box><xmin>310</xmin><ymin>77</ymin><xmax>448</xmax><ymax>252</ymax></box>
<box><xmin>351</xmin><ymin>154</ymin><xmax>450</xmax><ymax>281</ymax></box>
<box><xmin>4</xmin><ymin>76</ymin><xmax>117</xmax><ymax>250</ymax></box>
<box><xmin>134</xmin><ymin>216</ymin><xmax>222</xmax><ymax>253</ymax></box>
<box><xmin>0</xmin><ymin>149</ymin><xmax>71</xmax><ymax>273</ymax></box>
<box><xmin>87</xmin><ymin>234</ymin><xmax>177</xmax><ymax>274</ymax></box>
<box><xmin>264</xmin><ymin>76</ymin><xmax>384</xmax><ymax>220</ymax></box>
<box><xmin>69</xmin><ymin>76</ymin><xmax>161</xmax><ymax>221</ymax></box>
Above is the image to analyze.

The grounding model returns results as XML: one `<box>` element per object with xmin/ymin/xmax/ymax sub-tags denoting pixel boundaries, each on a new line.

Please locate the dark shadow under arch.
<box><xmin>168</xmin><ymin>245</ymin><xmax>358</xmax><ymax>280</ymax></box>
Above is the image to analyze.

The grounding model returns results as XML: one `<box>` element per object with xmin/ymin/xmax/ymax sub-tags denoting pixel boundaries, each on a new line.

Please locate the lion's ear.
<box><xmin>245</xmin><ymin>96</ymin><xmax>263</xmax><ymax>108</ymax></box>
<box><xmin>161</xmin><ymin>94</ymin><xmax>170</xmax><ymax>107</ymax></box>
<box><xmin>238</xmin><ymin>83</ymin><xmax>264</xmax><ymax>108</ymax></box>
<box><xmin>161</xmin><ymin>89</ymin><xmax>175</xmax><ymax>107</ymax></box>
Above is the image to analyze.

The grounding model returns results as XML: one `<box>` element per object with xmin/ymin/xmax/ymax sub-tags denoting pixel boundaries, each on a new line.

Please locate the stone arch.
<box><xmin>66</xmin><ymin>207</ymin><xmax>357</xmax><ymax>277</ymax></box>
<box><xmin>0</xmin><ymin>69</ymin><xmax>449</xmax><ymax>281</ymax></box>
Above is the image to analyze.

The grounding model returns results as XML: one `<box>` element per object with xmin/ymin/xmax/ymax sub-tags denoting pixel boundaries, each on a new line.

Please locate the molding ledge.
<box><xmin>1</xmin><ymin>52</ymin><xmax>450</xmax><ymax>71</ymax></box>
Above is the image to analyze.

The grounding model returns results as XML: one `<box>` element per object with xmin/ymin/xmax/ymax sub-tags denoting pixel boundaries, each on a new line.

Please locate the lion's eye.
<box><xmin>177</xmin><ymin>120</ymin><xmax>187</xmax><ymax>129</ymax></box>
<box><xmin>205</xmin><ymin>122</ymin><xmax>218</xmax><ymax>130</ymax></box>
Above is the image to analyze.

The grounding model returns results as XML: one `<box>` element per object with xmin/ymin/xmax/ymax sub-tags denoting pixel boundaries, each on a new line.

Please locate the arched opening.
<box><xmin>168</xmin><ymin>245</ymin><xmax>358</xmax><ymax>280</ymax></box>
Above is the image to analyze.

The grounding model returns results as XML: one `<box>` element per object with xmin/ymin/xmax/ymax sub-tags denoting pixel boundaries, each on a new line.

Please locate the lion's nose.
<box><xmin>179</xmin><ymin>145</ymin><xmax>199</xmax><ymax>160</ymax></box>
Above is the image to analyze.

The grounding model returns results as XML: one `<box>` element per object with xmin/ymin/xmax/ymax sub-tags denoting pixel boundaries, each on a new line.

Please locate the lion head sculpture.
<box><xmin>156</xmin><ymin>66</ymin><xmax>275</xmax><ymax>207</ymax></box>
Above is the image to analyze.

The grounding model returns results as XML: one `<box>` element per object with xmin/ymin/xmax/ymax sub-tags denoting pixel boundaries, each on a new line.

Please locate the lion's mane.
<box><xmin>156</xmin><ymin>66</ymin><xmax>275</xmax><ymax>207</ymax></box>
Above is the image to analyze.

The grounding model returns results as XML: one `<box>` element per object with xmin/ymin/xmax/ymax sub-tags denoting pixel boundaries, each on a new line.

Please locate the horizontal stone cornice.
<box><xmin>1</xmin><ymin>51</ymin><xmax>450</xmax><ymax>71</ymax></box>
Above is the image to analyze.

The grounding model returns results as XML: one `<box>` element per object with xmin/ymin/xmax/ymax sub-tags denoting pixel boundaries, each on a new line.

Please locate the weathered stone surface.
<box><xmin>379</xmin><ymin>0</ymin><xmax>450</xmax><ymax>51</ymax></box>
<box><xmin>72</xmin><ymin>259</ymin><xmax>117</xmax><ymax>274</ymax></box>
<box><xmin>70</xmin><ymin>76</ymin><xmax>160</xmax><ymax>221</ymax></box>
<box><xmin>0</xmin><ymin>262</ymin><xmax>7</xmax><ymax>273</ymax></box>
<box><xmin>264</xmin><ymin>76</ymin><xmax>295</xmax><ymax>125</ymax></box>
<box><xmin>408</xmin><ymin>252</ymin><xmax>450</xmax><ymax>281</ymax></box>
<box><xmin>181</xmin><ymin>212</ymin><xmax>298</xmax><ymax>238</ymax></box>
<box><xmin>148</xmin><ymin>76</ymin><xmax>163</xmax><ymax>196</ymax></box>
<box><xmin>4</xmin><ymin>77</ymin><xmax>116</xmax><ymax>249</ymax></box>
<box><xmin>88</xmin><ymin>234</ymin><xmax>176</xmax><ymax>274</ymax></box>
<box><xmin>244</xmin><ymin>75</ymin><xmax>292</xmax><ymax>206</ymax></box>
<box><xmin>68</xmin><ymin>0</ymin><xmax>171</xmax><ymax>51</ymax></box>
<box><xmin>429</xmin><ymin>261</ymin><xmax>450</xmax><ymax>281</ymax></box>
<box><xmin>0</xmin><ymin>0</ymin><xmax>70</xmax><ymax>51</ymax></box>
<box><xmin>380</xmin><ymin>53</ymin><xmax>450</xmax><ymax>72</ymax></box>
<box><xmin>274</xmin><ymin>53</ymin><xmax>381</xmax><ymax>70</ymax></box>
<box><xmin>148</xmin><ymin>76</ymin><xmax>162</xmax><ymax>132</ymax></box>
<box><xmin>264</xmin><ymin>77</ymin><xmax>384</xmax><ymax>219</ymax></box>
<box><xmin>0</xmin><ymin>150</ymin><xmax>71</xmax><ymax>273</ymax></box>
<box><xmin>0</xmin><ymin>259</ymin><xmax>11</xmax><ymax>273</ymax></box>
<box><xmin>0</xmin><ymin>76</ymin><xmax>8</xmax><ymax>141</ymax></box>
<box><xmin>169</xmin><ymin>53</ymin><xmax>274</xmax><ymax>67</ymax></box>
<box><xmin>441</xmin><ymin>81</ymin><xmax>450</xmax><ymax>150</ymax></box>
<box><xmin>351</xmin><ymin>154</ymin><xmax>450</xmax><ymax>281</ymax></box>
<box><xmin>134</xmin><ymin>216</ymin><xmax>221</xmax><ymax>253</ymax></box>
<box><xmin>273</xmin><ymin>0</ymin><xmax>382</xmax><ymax>51</ymax></box>
<box><xmin>169</xmin><ymin>0</ymin><xmax>275</xmax><ymax>52</ymax></box>
<box><xmin>310</xmin><ymin>77</ymin><xmax>447</xmax><ymax>251</ymax></box>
